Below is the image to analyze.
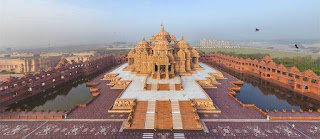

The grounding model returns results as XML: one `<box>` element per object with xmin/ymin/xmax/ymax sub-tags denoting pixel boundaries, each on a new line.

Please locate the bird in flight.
<box><xmin>255</xmin><ymin>28</ymin><xmax>260</xmax><ymax>32</ymax></box>
<box><xmin>295</xmin><ymin>44</ymin><xmax>299</xmax><ymax>49</ymax></box>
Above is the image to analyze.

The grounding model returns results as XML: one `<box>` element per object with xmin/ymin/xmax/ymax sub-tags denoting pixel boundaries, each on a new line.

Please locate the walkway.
<box><xmin>198</xmin><ymin>63</ymin><xmax>266</xmax><ymax>119</ymax></box>
<box><xmin>67</xmin><ymin>65</ymin><xmax>128</xmax><ymax>119</ymax></box>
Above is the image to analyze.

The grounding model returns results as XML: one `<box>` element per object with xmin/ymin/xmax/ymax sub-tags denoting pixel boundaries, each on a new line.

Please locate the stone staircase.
<box><xmin>156</xmin><ymin>101</ymin><xmax>173</xmax><ymax>130</ymax></box>
<box><xmin>144</xmin><ymin>101</ymin><xmax>156</xmax><ymax>129</ymax></box>
<box><xmin>151</xmin><ymin>84</ymin><xmax>157</xmax><ymax>91</ymax></box>
<box><xmin>126</xmin><ymin>100</ymin><xmax>202</xmax><ymax>130</ymax></box>
<box><xmin>179</xmin><ymin>101</ymin><xmax>202</xmax><ymax>130</ymax></box>
<box><xmin>169</xmin><ymin>84</ymin><xmax>176</xmax><ymax>91</ymax></box>
<box><xmin>129</xmin><ymin>101</ymin><xmax>148</xmax><ymax>129</ymax></box>
<box><xmin>171</xmin><ymin>100</ymin><xmax>183</xmax><ymax>129</ymax></box>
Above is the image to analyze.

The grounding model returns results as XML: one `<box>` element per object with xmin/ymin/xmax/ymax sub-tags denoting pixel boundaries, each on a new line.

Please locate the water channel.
<box><xmin>7</xmin><ymin>63</ymin><xmax>320</xmax><ymax>111</ymax></box>
<box><xmin>7</xmin><ymin>70</ymin><xmax>105</xmax><ymax>111</ymax></box>
<box><xmin>216</xmin><ymin>64</ymin><xmax>320</xmax><ymax>111</ymax></box>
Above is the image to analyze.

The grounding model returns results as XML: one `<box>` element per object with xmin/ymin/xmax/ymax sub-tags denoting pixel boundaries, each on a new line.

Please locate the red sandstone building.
<box><xmin>0</xmin><ymin>54</ymin><xmax>124</xmax><ymax>107</ymax></box>
<box><xmin>200</xmin><ymin>52</ymin><xmax>320</xmax><ymax>97</ymax></box>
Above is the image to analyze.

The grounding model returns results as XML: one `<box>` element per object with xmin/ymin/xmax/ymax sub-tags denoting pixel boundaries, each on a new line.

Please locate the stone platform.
<box><xmin>126</xmin><ymin>100</ymin><xmax>202</xmax><ymax>130</ymax></box>
<box><xmin>109</xmin><ymin>63</ymin><xmax>219</xmax><ymax>101</ymax></box>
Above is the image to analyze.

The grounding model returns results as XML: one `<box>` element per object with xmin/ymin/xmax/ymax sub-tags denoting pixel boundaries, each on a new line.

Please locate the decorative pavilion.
<box><xmin>125</xmin><ymin>25</ymin><xmax>203</xmax><ymax>79</ymax></box>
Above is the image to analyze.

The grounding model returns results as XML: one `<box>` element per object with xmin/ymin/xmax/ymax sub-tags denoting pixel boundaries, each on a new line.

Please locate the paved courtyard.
<box><xmin>198</xmin><ymin>63</ymin><xmax>266</xmax><ymax>119</ymax></box>
<box><xmin>67</xmin><ymin>65</ymin><xmax>128</xmax><ymax>119</ymax></box>
<box><xmin>1</xmin><ymin>63</ymin><xmax>320</xmax><ymax>138</ymax></box>
<box><xmin>0</xmin><ymin>120</ymin><xmax>319</xmax><ymax>138</ymax></box>
<box><xmin>113</xmin><ymin>63</ymin><xmax>218</xmax><ymax>101</ymax></box>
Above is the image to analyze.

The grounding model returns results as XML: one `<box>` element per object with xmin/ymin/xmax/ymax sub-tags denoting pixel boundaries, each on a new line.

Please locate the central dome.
<box><xmin>157</xmin><ymin>26</ymin><xmax>170</xmax><ymax>36</ymax></box>
<box><xmin>154</xmin><ymin>40</ymin><xmax>171</xmax><ymax>51</ymax></box>
<box><xmin>154</xmin><ymin>25</ymin><xmax>172</xmax><ymax>41</ymax></box>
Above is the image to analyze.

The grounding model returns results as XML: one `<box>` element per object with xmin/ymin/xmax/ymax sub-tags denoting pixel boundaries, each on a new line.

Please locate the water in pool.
<box><xmin>8</xmin><ymin>77</ymin><xmax>92</xmax><ymax>111</ymax></box>
<box><xmin>216</xmin><ymin>64</ymin><xmax>320</xmax><ymax>111</ymax></box>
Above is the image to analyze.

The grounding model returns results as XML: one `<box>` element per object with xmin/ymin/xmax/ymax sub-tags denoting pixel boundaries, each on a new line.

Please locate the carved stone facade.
<box><xmin>111</xmin><ymin>98</ymin><xmax>136</xmax><ymax>111</ymax></box>
<box><xmin>111</xmin><ymin>80</ymin><xmax>131</xmax><ymax>89</ymax></box>
<box><xmin>102</xmin><ymin>73</ymin><xmax>119</xmax><ymax>80</ymax></box>
<box><xmin>106</xmin><ymin>76</ymin><xmax>131</xmax><ymax>89</ymax></box>
<box><xmin>126</xmin><ymin>25</ymin><xmax>202</xmax><ymax>80</ymax></box>
<box><xmin>191</xmin><ymin>99</ymin><xmax>221</xmax><ymax>113</ymax></box>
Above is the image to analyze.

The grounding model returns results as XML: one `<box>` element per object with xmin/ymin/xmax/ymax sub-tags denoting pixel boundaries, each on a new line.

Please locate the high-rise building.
<box><xmin>200</xmin><ymin>38</ymin><xmax>229</xmax><ymax>48</ymax></box>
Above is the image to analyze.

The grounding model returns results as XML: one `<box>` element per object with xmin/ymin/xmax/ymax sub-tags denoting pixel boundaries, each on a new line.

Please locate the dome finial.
<box><xmin>161</xmin><ymin>23</ymin><xmax>164</xmax><ymax>31</ymax></box>
<box><xmin>181</xmin><ymin>36</ymin><xmax>184</xmax><ymax>40</ymax></box>
<box><xmin>142</xmin><ymin>37</ymin><xmax>145</xmax><ymax>40</ymax></box>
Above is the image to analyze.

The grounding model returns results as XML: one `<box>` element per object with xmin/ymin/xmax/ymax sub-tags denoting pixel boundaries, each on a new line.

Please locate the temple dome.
<box><xmin>136</xmin><ymin>37</ymin><xmax>150</xmax><ymax>49</ymax></box>
<box><xmin>157</xmin><ymin>25</ymin><xmax>170</xmax><ymax>36</ymax></box>
<box><xmin>154</xmin><ymin>25</ymin><xmax>171</xmax><ymax>41</ymax></box>
<box><xmin>177</xmin><ymin>36</ymin><xmax>190</xmax><ymax>49</ymax></box>
<box><xmin>154</xmin><ymin>40</ymin><xmax>171</xmax><ymax>51</ymax></box>
<box><xmin>170</xmin><ymin>35</ymin><xmax>177</xmax><ymax>41</ymax></box>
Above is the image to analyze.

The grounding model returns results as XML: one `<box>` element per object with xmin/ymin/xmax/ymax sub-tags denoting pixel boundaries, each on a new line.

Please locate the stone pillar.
<box><xmin>165</xmin><ymin>65</ymin><xmax>169</xmax><ymax>80</ymax></box>
<box><xmin>196</xmin><ymin>58</ymin><xmax>199</xmax><ymax>67</ymax></box>
<box><xmin>171</xmin><ymin>64</ymin><xmax>174</xmax><ymax>75</ymax></box>
<box><xmin>157</xmin><ymin>64</ymin><xmax>161</xmax><ymax>80</ymax></box>
<box><xmin>128</xmin><ymin>58</ymin><xmax>131</xmax><ymax>65</ymax></box>
<box><xmin>152</xmin><ymin>64</ymin><xmax>155</xmax><ymax>74</ymax></box>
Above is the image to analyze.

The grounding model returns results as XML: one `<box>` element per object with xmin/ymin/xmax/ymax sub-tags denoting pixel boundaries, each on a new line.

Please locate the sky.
<box><xmin>0</xmin><ymin>0</ymin><xmax>319</xmax><ymax>49</ymax></box>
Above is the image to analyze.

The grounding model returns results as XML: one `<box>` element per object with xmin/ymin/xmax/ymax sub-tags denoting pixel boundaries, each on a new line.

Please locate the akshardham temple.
<box><xmin>104</xmin><ymin>25</ymin><xmax>226</xmax><ymax>130</ymax></box>
<box><xmin>125</xmin><ymin>25</ymin><xmax>203</xmax><ymax>79</ymax></box>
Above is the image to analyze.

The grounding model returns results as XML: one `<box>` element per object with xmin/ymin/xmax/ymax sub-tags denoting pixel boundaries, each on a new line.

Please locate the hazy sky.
<box><xmin>0</xmin><ymin>0</ymin><xmax>319</xmax><ymax>48</ymax></box>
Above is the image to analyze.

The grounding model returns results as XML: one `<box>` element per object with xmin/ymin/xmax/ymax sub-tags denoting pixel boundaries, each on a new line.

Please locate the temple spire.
<box><xmin>161</xmin><ymin>24</ymin><xmax>164</xmax><ymax>31</ymax></box>
<box><xmin>181</xmin><ymin>36</ymin><xmax>184</xmax><ymax>40</ymax></box>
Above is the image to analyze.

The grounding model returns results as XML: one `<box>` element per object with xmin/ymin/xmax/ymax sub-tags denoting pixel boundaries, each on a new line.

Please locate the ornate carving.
<box><xmin>112</xmin><ymin>98</ymin><xmax>136</xmax><ymax>110</ymax></box>
<box><xmin>102</xmin><ymin>73</ymin><xmax>119</xmax><ymax>80</ymax></box>
<box><xmin>125</xmin><ymin>25</ymin><xmax>202</xmax><ymax>79</ymax></box>
<box><xmin>192</xmin><ymin>99</ymin><xmax>216</xmax><ymax>111</ymax></box>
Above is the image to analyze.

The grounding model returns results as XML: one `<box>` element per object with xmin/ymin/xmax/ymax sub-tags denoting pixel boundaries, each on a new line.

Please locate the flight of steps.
<box><xmin>144</xmin><ymin>101</ymin><xmax>156</xmax><ymax>129</ymax></box>
<box><xmin>151</xmin><ymin>84</ymin><xmax>157</xmax><ymax>91</ymax></box>
<box><xmin>179</xmin><ymin>101</ymin><xmax>202</xmax><ymax>130</ymax></box>
<box><xmin>171</xmin><ymin>100</ymin><xmax>183</xmax><ymax>129</ymax></box>
<box><xmin>127</xmin><ymin>100</ymin><xmax>201</xmax><ymax>130</ymax></box>
<box><xmin>129</xmin><ymin>101</ymin><xmax>148</xmax><ymax>129</ymax></box>
<box><xmin>169</xmin><ymin>84</ymin><xmax>176</xmax><ymax>91</ymax></box>
<box><xmin>156</xmin><ymin>101</ymin><xmax>173</xmax><ymax>130</ymax></box>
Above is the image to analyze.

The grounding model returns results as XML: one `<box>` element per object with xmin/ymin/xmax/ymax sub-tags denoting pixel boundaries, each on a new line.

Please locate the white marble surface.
<box><xmin>146</xmin><ymin>76</ymin><xmax>181</xmax><ymax>84</ymax></box>
<box><xmin>110</xmin><ymin>62</ymin><xmax>218</xmax><ymax>101</ymax></box>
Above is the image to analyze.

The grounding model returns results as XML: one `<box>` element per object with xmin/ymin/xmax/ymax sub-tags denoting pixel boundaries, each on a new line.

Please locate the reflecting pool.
<box><xmin>7</xmin><ymin>70</ymin><xmax>106</xmax><ymax>111</ymax></box>
<box><xmin>215</xmin><ymin>64</ymin><xmax>320</xmax><ymax>111</ymax></box>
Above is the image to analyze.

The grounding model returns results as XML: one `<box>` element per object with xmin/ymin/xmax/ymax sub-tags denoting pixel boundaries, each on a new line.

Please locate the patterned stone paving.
<box><xmin>67</xmin><ymin>65</ymin><xmax>128</xmax><ymax>119</ymax></box>
<box><xmin>198</xmin><ymin>64</ymin><xmax>265</xmax><ymax>119</ymax></box>
<box><xmin>0</xmin><ymin>121</ymin><xmax>319</xmax><ymax>138</ymax></box>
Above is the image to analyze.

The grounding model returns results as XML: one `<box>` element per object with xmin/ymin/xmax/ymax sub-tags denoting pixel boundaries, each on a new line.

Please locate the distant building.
<box><xmin>0</xmin><ymin>53</ymin><xmax>62</xmax><ymax>73</ymax></box>
<box><xmin>200</xmin><ymin>38</ymin><xmax>230</xmax><ymax>48</ymax></box>
<box><xmin>63</xmin><ymin>51</ymin><xmax>100</xmax><ymax>63</ymax></box>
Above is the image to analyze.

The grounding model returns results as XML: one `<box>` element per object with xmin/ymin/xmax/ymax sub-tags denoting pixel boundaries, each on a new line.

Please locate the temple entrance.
<box><xmin>155</xmin><ymin>65</ymin><xmax>158</xmax><ymax>72</ymax></box>
<box><xmin>160</xmin><ymin>65</ymin><xmax>166</xmax><ymax>74</ymax></box>
<box><xmin>192</xmin><ymin>57</ymin><xmax>196</xmax><ymax>63</ymax></box>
